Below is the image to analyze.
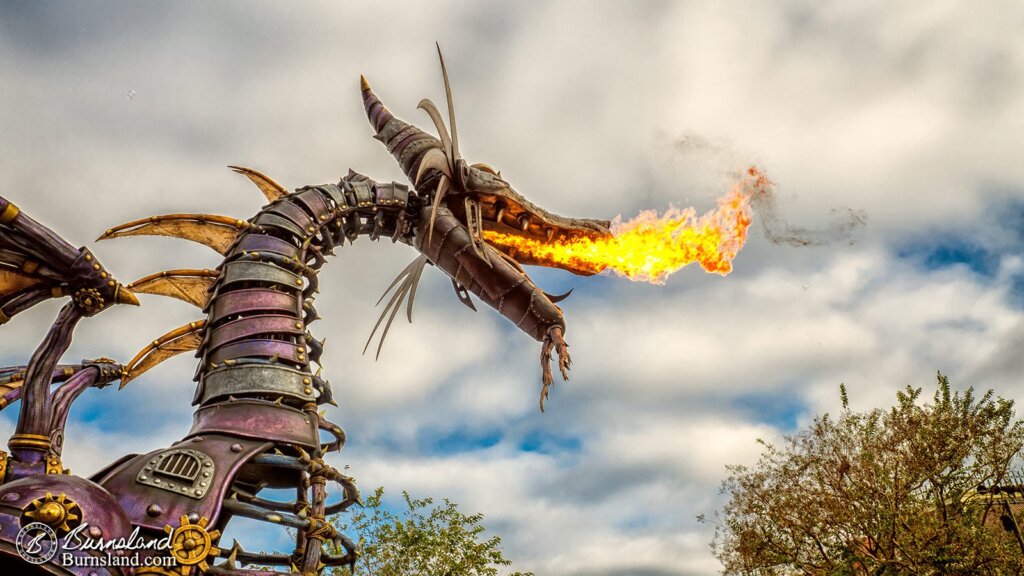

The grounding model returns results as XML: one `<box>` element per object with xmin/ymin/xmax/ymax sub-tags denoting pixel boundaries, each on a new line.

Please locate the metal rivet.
<box><xmin>154</xmin><ymin>478</ymin><xmax>161</xmax><ymax>484</ymax></box>
<box><xmin>92</xmin><ymin>263</ymin><xmax>101</xmax><ymax>270</ymax></box>
<box><xmin>304</xmin><ymin>388</ymin><xmax>312</xmax><ymax>394</ymax></box>
<box><xmin>139</xmin><ymin>475</ymin><xmax>148</xmax><ymax>481</ymax></box>
<box><xmin>187</xmin><ymin>512</ymin><xmax>200</xmax><ymax>523</ymax></box>
<box><xmin>296</xmin><ymin>279</ymin><xmax>303</xmax><ymax>286</ymax></box>
<box><xmin>230</xmin><ymin>444</ymin><xmax>242</xmax><ymax>453</ymax></box>
<box><xmin>203</xmin><ymin>472</ymin><xmax>210</xmax><ymax>478</ymax></box>
<box><xmin>100</xmin><ymin>272</ymin><xmax>107</xmax><ymax>278</ymax></box>
<box><xmin>146</xmin><ymin>504</ymin><xmax>163</xmax><ymax>517</ymax></box>
<box><xmin>195</xmin><ymin>490</ymin><xmax>203</xmax><ymax>496</ymax></box>
<box><xmin>303</xmin><ymin>378</ymin><xmax>311</xmax><ymax>385</ymax></box>
<box><xmin>84</xmin><ymin>254</ymin><xmax>92</xmax><ymax>261</ymax></box>
<box><xmin>200</xmin><ymin>482</ymin><xmax>207</xmax><ymax>487</ymax></box>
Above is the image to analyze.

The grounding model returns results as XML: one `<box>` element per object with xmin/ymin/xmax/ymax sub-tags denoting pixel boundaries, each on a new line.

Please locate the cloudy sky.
<box><xmin>2</xmin><ymin>1</ymin><xmax>1023</xmax><ymax>574</ymax></box>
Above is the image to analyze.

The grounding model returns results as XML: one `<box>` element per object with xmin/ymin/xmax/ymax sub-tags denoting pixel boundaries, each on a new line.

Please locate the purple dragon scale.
<box><xmin>0</xmin><ymin>51</ymin><xmax>614</xmax><ymax>575</ymax></box>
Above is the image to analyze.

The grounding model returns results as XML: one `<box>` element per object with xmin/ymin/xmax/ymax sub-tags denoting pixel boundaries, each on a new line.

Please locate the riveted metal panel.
<box><xmin>210</xmin><ymin>289</ymin><xmax>299</xmax><ymax>324</ymax></box>
<box><xmin>188</xmin><ymin>399</ymin><xmax>318</xmax><ymax>448</ymax></box>
<box><xmin>207</xmin><ymin>339</ymin><xmax>307</xmax><ymax>366</ymax></box>
<box><xmin>267</xmin><ymin>200</ymin><xmax>315</xmax><ymax>232</ymax></box>
<box><xmin>218</xmin><ymin>261</ymin><xmax>302</xmax><ymax>291</ymax></box>
<box><xmin>135</xmin><ymin>448</ymin><xmax>215</xmax><ymax>500</ymax></box>
<box><xmin>199</xmin><ymin>364</ymin><xmax>317</xmax><ymax>404</ymax></box>
<box><xmin>203</xmin><ymin>314</ymin><xmax>304</xmax><ymax>352</ymax></box>
<box><xmin>254</xmin><ymin>212</ymin><xmax>305</xmax><ymax>237</ymax></box>
<box><xmin>230</xmin><ymin>234</ymin><xmax>301</xmax><ymax>260</ymax></box>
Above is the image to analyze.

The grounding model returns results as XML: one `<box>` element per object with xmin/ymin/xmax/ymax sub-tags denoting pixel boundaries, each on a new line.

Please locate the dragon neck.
<box><xmin>191</xmin><ymin>173</ymin><xmax>416</xmax><ymax>416</ymax></box>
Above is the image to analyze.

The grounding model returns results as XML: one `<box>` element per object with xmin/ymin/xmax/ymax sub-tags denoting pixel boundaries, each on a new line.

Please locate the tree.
<box><xmin>709</xmin><ymin>372</ymin><xmax>1024</xmax><ymax>575</ymax></box>
<box><xmin>329</xmin><ymin>487</ymin><xmax>533</xmax><ymax>576</ymax></box>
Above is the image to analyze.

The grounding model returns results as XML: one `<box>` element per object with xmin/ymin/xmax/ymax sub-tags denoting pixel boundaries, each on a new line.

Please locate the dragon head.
<box><xmin>361</xmin><ymin>48</ymin><xmax>613</xmax><ymax>409</ymax></box>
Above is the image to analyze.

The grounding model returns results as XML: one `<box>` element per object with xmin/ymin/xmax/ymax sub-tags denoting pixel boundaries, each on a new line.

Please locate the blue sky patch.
<box><xmin>730</xmin><ymin>390</ymin><xmax>807</xmax><ymax>432</ymax></box>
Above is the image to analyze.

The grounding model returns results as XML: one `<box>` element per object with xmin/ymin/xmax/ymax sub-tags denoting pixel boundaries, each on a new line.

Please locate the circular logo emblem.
<box><xmin>16</xmin><ymin>522</ymin><xmax>59</xmax><ymax>564</ymax></box>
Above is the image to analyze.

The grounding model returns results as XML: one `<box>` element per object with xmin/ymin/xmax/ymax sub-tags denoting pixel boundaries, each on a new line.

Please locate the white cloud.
<box><xmin>1</xmin><ymin>1</ymin><xmax>1023</xmax><ymax>574</ymax></box>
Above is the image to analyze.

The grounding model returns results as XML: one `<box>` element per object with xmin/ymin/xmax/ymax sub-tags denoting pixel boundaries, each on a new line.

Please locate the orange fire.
<box><xmin>483</xmin><ymin>167</ymin><xmax>771</xmax><ymax>284</ymax></box>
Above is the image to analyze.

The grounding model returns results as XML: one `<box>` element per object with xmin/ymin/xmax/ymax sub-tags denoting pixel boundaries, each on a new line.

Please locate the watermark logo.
<box><xmin>16</xmin><ymin>522</ymin><xmax>59</xmax><ymax>564</ymax></box>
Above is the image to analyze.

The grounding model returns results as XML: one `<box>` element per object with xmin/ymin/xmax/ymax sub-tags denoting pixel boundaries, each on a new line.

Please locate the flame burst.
<box><xmin>484</xmin><ymin>167</ymin><xmax>771</xmax><ymax>284</ymax></box>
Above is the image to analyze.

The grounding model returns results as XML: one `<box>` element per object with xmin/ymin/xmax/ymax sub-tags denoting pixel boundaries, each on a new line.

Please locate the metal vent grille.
<box><xmin>154</xmin><ymin>452</ymin><xmax>201</xmax><ymax>482</ymax></box>
<box><xmin>136</xmin><ymin>448</ymin><xmax>215</xmax><ymax>500</ymax></box>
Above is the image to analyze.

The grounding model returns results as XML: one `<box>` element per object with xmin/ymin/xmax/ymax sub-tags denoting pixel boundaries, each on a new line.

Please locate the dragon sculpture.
<box><xmin>0</xmin><ymin>49</ymin><xmax>612</xmax><ymax>575</ymax></box>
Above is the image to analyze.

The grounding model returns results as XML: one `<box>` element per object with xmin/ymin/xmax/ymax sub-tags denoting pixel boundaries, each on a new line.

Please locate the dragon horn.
<box><xmin>360</xmin><ymin>75</ymin><xmax>447</xmax><ymax>189</ymax></box>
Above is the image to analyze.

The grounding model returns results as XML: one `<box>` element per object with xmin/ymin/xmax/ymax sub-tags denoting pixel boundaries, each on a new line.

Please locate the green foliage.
<box><xmin>710</xmin><ymin>372</ymin><xmax>1024</xmax><ymax>575</ymax></box>
<box><xmin>329</xmin><ymin>487</ymin><xmax>533</xmax><ymax>576</ymax></box>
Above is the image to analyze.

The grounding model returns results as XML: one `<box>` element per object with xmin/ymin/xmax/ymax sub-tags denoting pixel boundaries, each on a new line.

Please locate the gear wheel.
<box><xmin>73</xmin><ymin>287</ymin><xmax>105</xmax><ymax>314</ymax></box>
<box><xmin>164</xmin><ymin>515</ymin><xmax>221</xmax><ymax>575</ymax></box>
<box><xmin>22</xmin><ymin>492</ymin><xmax>81</xmax><ymax>533</ymax></box>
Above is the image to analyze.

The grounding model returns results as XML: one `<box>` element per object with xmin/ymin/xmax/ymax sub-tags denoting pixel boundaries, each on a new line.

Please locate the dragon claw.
<box><xmin>539</xmin><ymin>325</ymin><xmax>571</xmax><ymax>412</ymax></box>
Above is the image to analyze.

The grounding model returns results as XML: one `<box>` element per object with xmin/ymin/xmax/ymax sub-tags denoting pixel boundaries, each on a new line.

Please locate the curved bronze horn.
<box><xmin>360</xmin><ymin>76</ymin><xmax>445</xmax><ymax>188</ymax></box>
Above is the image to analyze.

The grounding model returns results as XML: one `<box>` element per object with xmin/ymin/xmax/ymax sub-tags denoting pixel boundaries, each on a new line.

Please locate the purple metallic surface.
<box><xmin>13</xmin><ymin>304</ymin><xmax>83</xmax><ymax>469</ymax></box>
<box><xmin>266</xmin><ymin>200</ymin><xmax>315</xmax><ymax>231</ymax></box>
<box><xmin>416</xmin><ymin>207</ymin><xmax>564</xmax><ymax>341</ymax></box>
<box><xmin>187</xmin><ymin>400</ymin><xmax>318</xmax><ymax>448</ymax></box>
<box><xmin>0</xmin><ymin>70</ymin><xmax>593</xmax><ymax>574</ymax></box>
<box><xmin>201</xmin><ymin>314</ymin><xmax>304</xmax><ymax>353</ymax></box>
<box><xmin>292</xmin><ymin>188</ymin><xmax>332</xmax><ymax>221</ymax></box>
<box><xmin>207</xmin><ymin>339</ymin><xmax>307</xmax><ymax>366</ymax></box>
<box><xmin>48</xmin><ymin>368</ymin><xmax>99</xmax><ymax>452</ymax></box>
<box><xmin>226</xmin><ymin>233</ymin><xmax>301</xmax><ymax>261</ymax></box>
<box><xmin>95</xmin><ymin>434</ymin><xmax>270</xmax><ymax>532</ymax></box>
<box><xmin>209</xmin><ymin>289</ymin><xmax>299</xmax><ymax>324</ymax></box>
<box><xmin>0</xmin><ymin>475</ymin><xmax>132</xmax><ymax>575</ymax></box>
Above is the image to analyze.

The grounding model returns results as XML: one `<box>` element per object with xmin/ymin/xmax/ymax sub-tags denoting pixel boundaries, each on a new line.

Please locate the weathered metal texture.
<box><xmin>0</xmin><ymin>474</ymin><xmax>133</xmax><ymax>575</ymax></box>
<box><xmin>199</xmin><ymin>364</ymin><xmax>319</xmax><ymax>404</ymax></box>
<box><xmin>416</xmin><ymin>206</ymin><xmax>564</xmax><ymax>341</ymax></box>
<box><xmin>0</xmin><ymin>63</ymin><xmax>602</xmax><ymax>575</ymax></box>
<box><xmin>224</xmin><ymin>232</ymin><xmax>301</xmax><ymax>262</ymax></box>
<box><xmin>201</xmin><ymin>315</ymin><xmax>305</xmax><ymax>353</ymax></box>
<box><xmin>134</xmin><ymin>446</ymin><xmax>216</xmax><ymax>499</ymax></box>
<box><xmin>94</xmin><ymin>434</ymin><xmax>270</xmax><ymax>532</ymax></box>
<box><xmin>362</xmin><ymin>82</ymin><xmax>442</xmax><ymax>184</ymax></box>
<box><xmin>187</xmin><ymin>399</ymin><xmax>318</xmax><ymax>448</ymax></box>
<box><xmin>215</xmin><ymin>261</ymin><xmax>303</xmax><ymax>293</ymax></box>
<box><xmin>252</xmin><ymin>211</ymin><xmax>306</xmax><ymax>238</ymax></box>
<box><xmin>207</xmin><ymin>338</ymin><xmax>307</xmax><ymax>366</ymax></box>
<box><xmin>49</xmin><ymin>362</ymin><xmax>121</xmax><ymax>454</ymax></box>
<box><xmin>291</xmin><ymin>188</ymin><xmax>333</xmax><ymax>222</ymax></box>
<box><xmin>208</xmin><ymin>289</ymin><xmax>299</xmax><ymax>324</ymax></box>
<box><xmin>265</xmin><ymin>199</ymin><xmax>316</xmax><ymax>234</ymax></box>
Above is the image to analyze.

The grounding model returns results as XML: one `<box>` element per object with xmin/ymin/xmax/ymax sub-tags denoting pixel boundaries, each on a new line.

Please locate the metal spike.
<box><xmin>415</xmin><ymin>147</ymin><xmax>453</xmax><ymax>186</ymax></box>
<box><xmin>417</xmin><ymin>100</ymin><xmax>454</xmax><ymax>168</ymax></box>
<box><xmin>375</xmin><ymin>281</ymin><xmax>411</xmax><ymax>360</ymax></box>
<box><xmin>405</xmin><ymin>255</ymin><xmax>428</xmax><ymax>323</ymax></box>
<box><xmin>545</xmin><ymin>288</ymin><xmax>574</xmax><ymax>304</ymax></box>
<box><xmin>426</xmin><ymin>175</ymin><xmax>449</xmax><ymax>246</ymax></box>
<box><xmin>436</xmin><ymin>43</ymin><xmax>460</xmax><ymax>161</ymax></box>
